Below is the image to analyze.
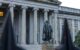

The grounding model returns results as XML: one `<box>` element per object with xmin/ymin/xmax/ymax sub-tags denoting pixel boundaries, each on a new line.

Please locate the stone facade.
<box><xmin>0</xmin><ymin>0</ymin><xmax>80</xmax><ymax>50</ymax></box>
<box><xmin>30</xmin><ymin>0</ymin><xmax>61</xmax><ymax>5</ymax></box>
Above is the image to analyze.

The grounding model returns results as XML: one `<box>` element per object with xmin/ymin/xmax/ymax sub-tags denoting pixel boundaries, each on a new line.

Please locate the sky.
<box><xmin>59</xmin><ymin>0</ymin><xmax>80</xmax><ymax>9</ymax></box>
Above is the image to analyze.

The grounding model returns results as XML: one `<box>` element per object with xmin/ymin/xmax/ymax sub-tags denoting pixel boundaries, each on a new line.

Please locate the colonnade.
<box><xmin>0</xmin><ymin>3</ymin><xmax>80</xmax><ymax>46</ymax></box>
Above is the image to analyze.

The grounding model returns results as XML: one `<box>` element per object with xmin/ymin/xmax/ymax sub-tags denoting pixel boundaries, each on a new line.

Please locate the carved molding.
<box><xmin>0</xmin><ymin>0</ymin><xmax>80</xmax><ymax>14</ymax></box>
<box><xmin>58</xmin><ymin>14</ymin><xmax>80</xmax><ymax>20</ymax></box>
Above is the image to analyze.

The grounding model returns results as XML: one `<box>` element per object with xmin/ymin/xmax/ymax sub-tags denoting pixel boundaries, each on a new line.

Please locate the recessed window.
<box><xmin>0</xmin><ymin>11</ymin><xmax>4</xmax><ymax>17</ymax></box>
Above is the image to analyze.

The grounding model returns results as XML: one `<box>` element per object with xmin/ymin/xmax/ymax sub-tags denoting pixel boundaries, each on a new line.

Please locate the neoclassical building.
<box><xmin>0</xmin><ymin>0</ymin><xmax>80</xmax><ymax>50</ymax></box>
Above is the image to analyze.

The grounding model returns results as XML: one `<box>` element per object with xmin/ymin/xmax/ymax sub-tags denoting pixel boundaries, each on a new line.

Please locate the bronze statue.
<box><xmin>42</xmin><ymin>21</ymin><xmax>53</xmax><ymax>42</ymax></box>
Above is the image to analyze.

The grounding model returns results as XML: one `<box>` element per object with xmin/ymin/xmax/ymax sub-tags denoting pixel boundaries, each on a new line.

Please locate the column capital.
<box><xmin>33</xmin><ymin>8</ymin><xmax>39</xmax><ymax>11</ymax></box>
<box><xmin>54</xmin><ymin>10</ymin><xmax>59</xmax><ymax>13</ymax></box>
<box><xmin>44</xmin><ymin>9</ymin><xmax>49</xmax><ymax>12</ymax></box>
<box><xmin>22</xmin><ymin>6</ymin><xmax>28</xmax><ymax>9</ymax></box>
<box><xmin>9</xmin><ymin>4</ymin><xmax>15</xmax><ymax>7</ymax></box>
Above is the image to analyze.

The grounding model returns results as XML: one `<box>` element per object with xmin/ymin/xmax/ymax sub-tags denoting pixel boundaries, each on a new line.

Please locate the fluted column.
<box><xmin>33</xmin><ymin>8</ymin><xmax>39</xmax><ymax>44</ymax></box>
<box><xmin>21</xmin><ymin>6</ymin><xmax>28</xmax><ymax>44</ymax></box>
<box><xmin>72</xmin><ymin>20</ymin><xmax>75</xmax><ymax>42</ymax></box>
<box><xmin>44</xmin><ymin>9</ymin><xmax>49</xmax><ymax>22</ymax></box>
<box><xmin>9</xmin><ymin>4</ymin><xmax>15</xmax><ymax>24</ymax></box>
<box><xmin>60</xmin><ymin>19</ymin><xmax>63</xmax><ymax>42</ymax></box>
<box><xmin>52</xmin><ymin>12</ymin><xmax>55</xmax><ymax>44</ymax></box>
<box><xmin>54</xmin><ymin>10</ymin><xmax>59</xmax><ymax>46</ymax></box>
<box><xmin>78</xmin><ymin>20</ymin><xmax>80</xmax><ymax>30</ymax></box>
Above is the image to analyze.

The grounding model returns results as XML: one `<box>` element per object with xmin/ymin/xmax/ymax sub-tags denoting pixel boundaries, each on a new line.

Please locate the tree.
<box><xmin>74</xmin><ymin>31</ymin><xmax>80</xmax><ymax>47</ymax></box>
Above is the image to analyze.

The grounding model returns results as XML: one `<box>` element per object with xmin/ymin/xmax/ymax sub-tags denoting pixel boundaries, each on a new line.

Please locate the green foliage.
<box><xmin>74</xmin><ymin>31</ymin><xmax>80</xmax><ymax>47</ymax></box>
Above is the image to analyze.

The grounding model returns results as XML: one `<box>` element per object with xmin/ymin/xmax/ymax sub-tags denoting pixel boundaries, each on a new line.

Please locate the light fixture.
<box><xmin>0</xmin><ymin>11</ymin><xmax>4</xmax><ymax>17</ymax></box>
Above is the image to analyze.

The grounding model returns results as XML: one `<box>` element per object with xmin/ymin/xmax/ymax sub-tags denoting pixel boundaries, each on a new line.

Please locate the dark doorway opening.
<box><xmin>26</xmin><ymin>10</ymin><xmax>30</xmax><ymax>44</ymax></box>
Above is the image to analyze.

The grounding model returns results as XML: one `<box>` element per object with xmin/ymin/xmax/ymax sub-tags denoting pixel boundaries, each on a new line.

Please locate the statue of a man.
<box><xmin>42</xmin><ymin>21</ymin><xmax>53</xmax><ymax>42</ymax></box>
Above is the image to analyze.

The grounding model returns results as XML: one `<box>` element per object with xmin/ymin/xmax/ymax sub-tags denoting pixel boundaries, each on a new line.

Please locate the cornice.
<box><xmin>0</xmin><ymin>0</ymin><xmax>80</xmax><ymax>14</ymax></box>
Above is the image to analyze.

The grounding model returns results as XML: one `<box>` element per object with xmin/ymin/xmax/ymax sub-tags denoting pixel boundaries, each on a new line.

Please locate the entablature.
<box><xmin>0</xmin><ymin>0</ymin><xmax>80</xmax><ymax>15</ymax></box>
<box><xmin>58</xmin><ymin>14</ymin><xmax>80</xmax><ymax>20</ymax></box>
<box><xmin>59</xmin><ymin>6</ymin><xmax>80</xmax><ymax>15</ymax></box>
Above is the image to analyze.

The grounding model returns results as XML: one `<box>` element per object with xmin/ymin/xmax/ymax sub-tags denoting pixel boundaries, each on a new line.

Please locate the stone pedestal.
<box><xmin>42</xmin><ymin>42</ymin><xmax>55</xmax><ymax>50</ymax></box>
<box><xmin>42</xmin><ymin>43</ymin><xmax>48</xmax><ymax>50</ymax></box>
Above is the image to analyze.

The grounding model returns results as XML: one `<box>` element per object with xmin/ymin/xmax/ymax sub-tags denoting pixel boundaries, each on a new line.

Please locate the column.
<box><xmin>54</xmin><ymin>10</ymin><xmax>59</xmax><ymax>46</ymax></box>
<box><xmin>33</xmin><ymin>8</ymin><xmax>39</xmax><ymax>44</ymax></box>
<box><xmin>21</xmin><ymin>6</ymin><xmax>28</xmax><ymax>44</ymax></box>
<box><xmin>78</xmin><ymin>21</ymin><xmax>79</xmax><ymax>30</ymax></box>
<box><xmin>9</xmin><ymin>4</ymin><xmax>15</xmax><ymax>23</ymax></box>
<box><xmin>78</xmin><ymin>20</ymin><xmax>80</xmax><ymax>30</ymax></box>
<box><xmin>72</xmin><ymin>20</ymin><xmax>75</xmax><ymax>42</ymax></box>
<box><xmin>60</xmin><ymin>19</ymin><xmax>63</xmax><ymax>42</ymax></box>
<box><xmin>52</xmin><ymin>11</ymin><xmax>54</xmax><ymax>44</ymax></box>
<box><xmin>0</xmin><ymin>3</ymin><xmax>2</xmax><ymax>6</ymax></box>
<box><xmin>44</xmin><ymin>9</ymin><xmax>49</xmax><ymax>22</ymax></box>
